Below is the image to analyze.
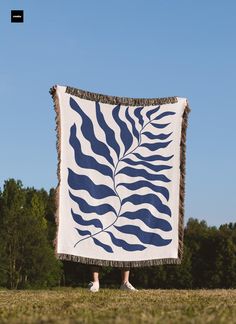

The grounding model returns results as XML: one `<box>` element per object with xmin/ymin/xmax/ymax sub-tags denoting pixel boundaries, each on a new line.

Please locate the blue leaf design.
<box><xmin>120</xmin><ymin>209</ymin><xmax>172</xmax><ymax>231</ymax></box>
<box><xmin>125</xmin><ymin>108</ymin><xmax>139</xmax><ymax>142</ymax></box>
<box><xmin>95</xmin><ymin>102</ymin><xmax>120</xmax><ymax>159</ymax></box>
<box><xmin>75</xmin><ymin>228</ymin><xmax>92</xmax><ymax>236</ymax></box>
<box><xmin>114</xmin><ymin>225</ymin><xmax>172</xmax><ymax>246</ymax></box>
<box><xmin>153</xmin><ymin>111</ymin><xmax>176</xmax><ymax>120</ymax></box>
<box><xmin>122</xmin><ymin>193</ymin><xmax>171</xmax><ymax>217</ymax></box>
<box><xmin>71</xmin><ymin>209</ymin><xmax>103</xmax><ymax>229</ymax></box>
<box><xmin>70</xmin><ymin>97</ymin><xmax>114</xmax><ymax>166</ymax></box>
<box><xmin>69</xmin><ymin>190</ymin><xmax>117</xmax><ymax>216</ymax></box>
<box><xmin>146</xmin><ymin>106</ymin><xmax>160</xmax><ymax>120</ymax></box>
<box><xmin>141</xmin><ymin>140</ymin><xmax>172</xmax><ymax>151</ymax></box>
<box><xmin>69</xmin><ymin>124</ymin><xmax>113</xmax><ymax>179</ymax></box>
<box><xmin>92</xmin><ymin>237</ymin><xmax>113</xmax><ymax>253</ymax></box>
<box><xmin>133</xmin><ymin>152</ymin><xmax>174</xmax><ymax>162</ymax></box>
<box><xmin>112</xmin><ymin>105</ymin><xmax>133</xmax><ymax>155</ymax></box>
<box><xmin>134</xmin><ymin>107</ymin><xmax>144</xmax><ymax>126</ymax></box>
<box><xmin>69</xmin><ymin>99</ymin><xmax>175</xmax><ymax>254</ymax></box>
<box><xmin>105</xmin><ymin>231</ymin><xmax>146</xmax><ymax>251</ymax></box>
<box><xmin>68</xmin><ymin>168</ymin><xmax>116</xmax><ymax>199</ymax></box>
<box><xmin>116</xmin><ymin>167</ymin><xmax>171</xmax><ymax>182</ymax></box>
<box><xmin>151</xmin><ymin>122</ymin><xmax>171</xmax><ymax>129</ymax></box>
<box><xmin>142</xmin><ymin>132</ymin><xmax>173</xmax><ymax>140</ymax></box>
<box><xmin>121</xmin><ymin>158</ymin><xmax>172</xmax><ymax>173</ymax></box>
<box><xmin>116</xmin><ymin>180</ymin><xmax>169</xmax><ymax>201</ymax></box>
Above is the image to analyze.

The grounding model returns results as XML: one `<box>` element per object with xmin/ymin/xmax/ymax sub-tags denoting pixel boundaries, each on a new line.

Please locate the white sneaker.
<box><xmin>120</xmin><ymin>281</ymin><xmax>138</xmax><ymax>291</ymax></box>
<box><xmin>88</xmin><ymin>281</ymin><xmax>99</xmax><ymax>292</ymax></box>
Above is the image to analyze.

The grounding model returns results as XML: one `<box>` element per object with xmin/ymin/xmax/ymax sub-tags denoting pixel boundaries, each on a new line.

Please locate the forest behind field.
<box><xmin>0</xmin><ymin>178</ymin><xmax>235</xmax><ymax>290</ymax></box>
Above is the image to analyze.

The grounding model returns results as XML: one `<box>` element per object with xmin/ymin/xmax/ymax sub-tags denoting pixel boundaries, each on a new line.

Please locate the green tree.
<box><xmin>0</xmin><ymin>179</ymin><xmax>62</xmax><ymax>289</ymax></box>
<box><xmin>217</xmin><ymin>224</ymin><xmax>236</xmax><ymax>288</ymax></box>
<box><xmin>44</xmin><ymin>188</ymin><xmax>57</xmax><ymax>245</ymax></box>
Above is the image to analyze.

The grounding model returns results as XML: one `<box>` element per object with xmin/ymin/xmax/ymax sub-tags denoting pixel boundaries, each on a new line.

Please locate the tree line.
<box><xmin>0</xmin><ymin>178</ymin><xmax>235</xmax><ymax>289</ymax></box>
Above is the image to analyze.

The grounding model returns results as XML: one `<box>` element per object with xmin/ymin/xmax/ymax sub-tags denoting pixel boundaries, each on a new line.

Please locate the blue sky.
<box><xmin>0</xmin><ymin>1</ymin><xmax>235</xmax><ymax>227</ymax></box>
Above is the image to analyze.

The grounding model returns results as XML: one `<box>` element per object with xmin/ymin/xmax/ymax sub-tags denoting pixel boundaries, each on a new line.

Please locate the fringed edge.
<box><xmin>56</xmin><ymin>253</ymin><xmax>182</xmax><ymax>267</ymax></box>
<box><xmin>50</xmin><ymin>85</ymin><xmax>191</xmax><ymax>268</ymax></box>
<box><xmin>49</xmin><ymin>85</ymin><xmax>61</xmax><ymax>260</ymax></box>
<box><xmin>66</xmin><ymin>86</ymin><xmax>178</xmax><ymax>106</ymax></box>
<box><xmin>178</xmin><ymin>100</ymin><xmax>191</xmax><ymax>261</ymax></box>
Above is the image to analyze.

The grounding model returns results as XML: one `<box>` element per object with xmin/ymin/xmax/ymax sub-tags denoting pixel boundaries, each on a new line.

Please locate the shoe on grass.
<box><xmin>120</xmin><ymin>281</ymin><xmax>138</xmax><ymax>291</ymax></box>
<box><xmin>88</xmin><ymin>281</ymin><xmax>99</xmax><ymax>292</ymax></box>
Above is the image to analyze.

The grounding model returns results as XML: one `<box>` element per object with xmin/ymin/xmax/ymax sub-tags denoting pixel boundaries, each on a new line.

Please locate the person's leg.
<box><xmin>91</xmin><ymin>266</ymin><xmax>100</xmax><ymax>283</ymax></box>
<box><xmin>121</xmin><ymin>267</ymin><xmax>130</xmax><ymax>284</ymax></box>
<box><xmin>120</xmin><ymin>267</ymin><xmax>138</xmax><ymax>291</ymax></box>
<box><xmin>88</xmin><ymin>266</ymin><xmax>100</xmax><ymax>292</ymax></box>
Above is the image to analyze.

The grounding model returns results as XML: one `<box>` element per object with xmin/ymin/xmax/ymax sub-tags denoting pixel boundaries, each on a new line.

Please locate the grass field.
<box><xmin>0</xmin><ymin>288</ymin><xmax>236</xmax><ymax>323</ymax></box>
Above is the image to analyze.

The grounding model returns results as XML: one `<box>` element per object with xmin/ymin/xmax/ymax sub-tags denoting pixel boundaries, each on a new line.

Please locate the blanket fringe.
<box><xmin>49</xmin><ymin>85</ymin><xmax>61</xmax><ymax>259</ymax></box>
<box><xmin>66</xmin><ymin>86</ymin><xmax>178</xmax><ymax>106</ymax></box>
<box><xmin>178</xmin><ymin>100</ymin><xmax>191</xmax><ymax>261</ymax></box>
<box><xmin>57</xmin><ymin>253</ymin><xmax>182</xmax><ymax>267</ymax></box>
<box><xmin>50</xmin><ymin>85</ymin><xmax>191</xmax><ymax>268</ymax></box>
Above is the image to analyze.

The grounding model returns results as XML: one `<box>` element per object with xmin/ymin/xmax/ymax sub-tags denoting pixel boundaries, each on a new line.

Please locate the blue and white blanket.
<box><xmin>50</xmin><ymin>85</ymin><xmax>190</xmax><ymax>267</ymax></box>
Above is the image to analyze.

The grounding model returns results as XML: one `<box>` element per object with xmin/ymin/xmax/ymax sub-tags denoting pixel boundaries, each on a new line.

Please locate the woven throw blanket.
<box><xmin>50</xmin><ymin>85</ymin><xmax>190</xmax><ymax>267</ymax></box>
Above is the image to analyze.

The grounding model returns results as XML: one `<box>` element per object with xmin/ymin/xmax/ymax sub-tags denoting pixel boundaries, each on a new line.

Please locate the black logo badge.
<box><xmin>11</xmin><ymin>10</ymin><xmax>24</xmax><ymax>23</ymax></box>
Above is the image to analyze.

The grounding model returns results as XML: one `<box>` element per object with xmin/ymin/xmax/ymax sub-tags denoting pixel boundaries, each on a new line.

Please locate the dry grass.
<box><xmin>0</xmin><ymin>288</ymin><xmax>236</xmax><ymax>323</ymax></box>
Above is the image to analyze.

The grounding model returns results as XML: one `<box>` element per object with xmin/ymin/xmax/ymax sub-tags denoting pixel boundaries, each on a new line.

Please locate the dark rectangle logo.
<box><xmin>11</xmin><ymin>10</ymin><xmax>24</xmax><ymax>23</ymax></box>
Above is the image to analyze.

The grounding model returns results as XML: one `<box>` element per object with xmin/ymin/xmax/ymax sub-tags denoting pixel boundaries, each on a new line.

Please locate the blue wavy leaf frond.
<box><xmin>70</xmin><ymin>97</ymin><xmax>114</xmax><ymax>167</ymax></box>
<box><xmin>151</xmin><ymin>123</ymin><xmax>171</xmax><ymax>129</ymax></box>
<box><xmin>114</xmin><ymin>225</ymin><xmax>172</xmax><ymax>246</ymax></box>
<box><xmin>68</xmin><ymin>168</ymin><xmax>116</xmax><ymax>199</ymax></box>
<box><xmin>116</xmin><ymin>167</ymin><xmax>171</xmax><ymax>182</ymax></box>
<box><xmin>75</xmin><ymin>228</ymin><xmax>92</xmax><ymax>236</ymax></box>
<box><xmin>122</xmin><ymin>193</ymin><xmax>171</xmax><ymax>217</ymax></box>
<box><xmin>69</xmin><ymin>100</ymin><xmax>176</xmax><ymax>250</ymax></box>
<box><xmin>125</xmin><ymin>108</ymin><xmax>139</xmax><ymax>142</ymax></box>
<box><xmin>133</xmin><ymin>152</ymin><xmax>174</xmax><ymax>162</ymax></box>
<box><xmin>141</xmin><ymin>140</ymin><xmax>172</xmax><ymax>151</ymax></box>
<box><xmin>71</xmin><ymin>209</ymin><xmax>103</xmax><ymax>229</ymax></box>
<box><xmin>95</xmin><ymin>102</ymin><xmax>120</xmax><ymax>159</ymax></box>
<box><xmin>69</xmin><ymin>190</ymin><xmax>117</xmax><ymax>216</ymax></box>
<box><xmin>153</xmin><ymin>111</ymin><xmax>176</xmax><ymax>120</ymax></box>
<box><xmin>142</xmin><ymin>132</ymin><xmax>173</xmax><ymax>140</ymax></box>
<box><xmin>121</xmin><ymin>158</ymin><xmax>172</xmax><ymax>173</ymax></box>
<box><xmin>92</xmin><ymin>237</ymin><xmax>113</xmax><ymax>253</ymax></box>
<box><xmin>116</xmin><ymin>180</ymin><xmax>169</xmax><ymax>201</ymax></box>
<box><xmin>105</xmin><ymin>231</ymin><xmax>146</xmax><ymax>251</ymax></box>
<box><xmin>146</xmin><ymin>106</ymin><xmax>160</xmax><ymax>120</ymax></box>
<box><xmin>69</xmin><ymin>124</ymin><xmax>113</xmax><ymax>179</ymax></box>
<box><xmin>120</xmin><ymin>209</ymin><xmax>172</xmax><ymax>231</ymax></box>
<box><xmin>112</xmin><ymin>105</ymin><xmax>133</xmax><ymax>155</ymax></box>
<box><xmin>134</xmin><ymin>107</ymin><xmax>144</xmax><ymax>127</ymax></box>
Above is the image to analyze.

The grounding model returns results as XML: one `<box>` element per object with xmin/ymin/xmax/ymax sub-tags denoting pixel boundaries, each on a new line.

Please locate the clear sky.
<box><xmin>0</xmin><ymin>1</ymin><xmax>235</xmax><ymax>227</ymax></box>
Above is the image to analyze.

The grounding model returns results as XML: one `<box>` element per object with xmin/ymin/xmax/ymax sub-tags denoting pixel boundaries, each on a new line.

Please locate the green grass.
<box><xmin>0</xmin><ymin>288</ymin><xmax>236</xmax><ymax>323</ymax></box>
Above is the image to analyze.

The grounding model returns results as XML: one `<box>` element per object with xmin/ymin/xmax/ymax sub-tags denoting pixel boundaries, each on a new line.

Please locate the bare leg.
<box><xmin>88</xmin><ymin>266</ymin><xmax>100</xmax><ymax>292</ymax></box>
<box><xmin>120</xmin><ymin>268</ymin><xmax>137</xmax><ymax>290</ymax></box>
<box><xmin>91</xmin><ymin>266</ymin><xmax>99</xmax><ymax>282</ymax></box>
<box><xmin>121</xmin><ymin>267</ymin><xmax>130</xmax><ymax>284</ymax></box>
